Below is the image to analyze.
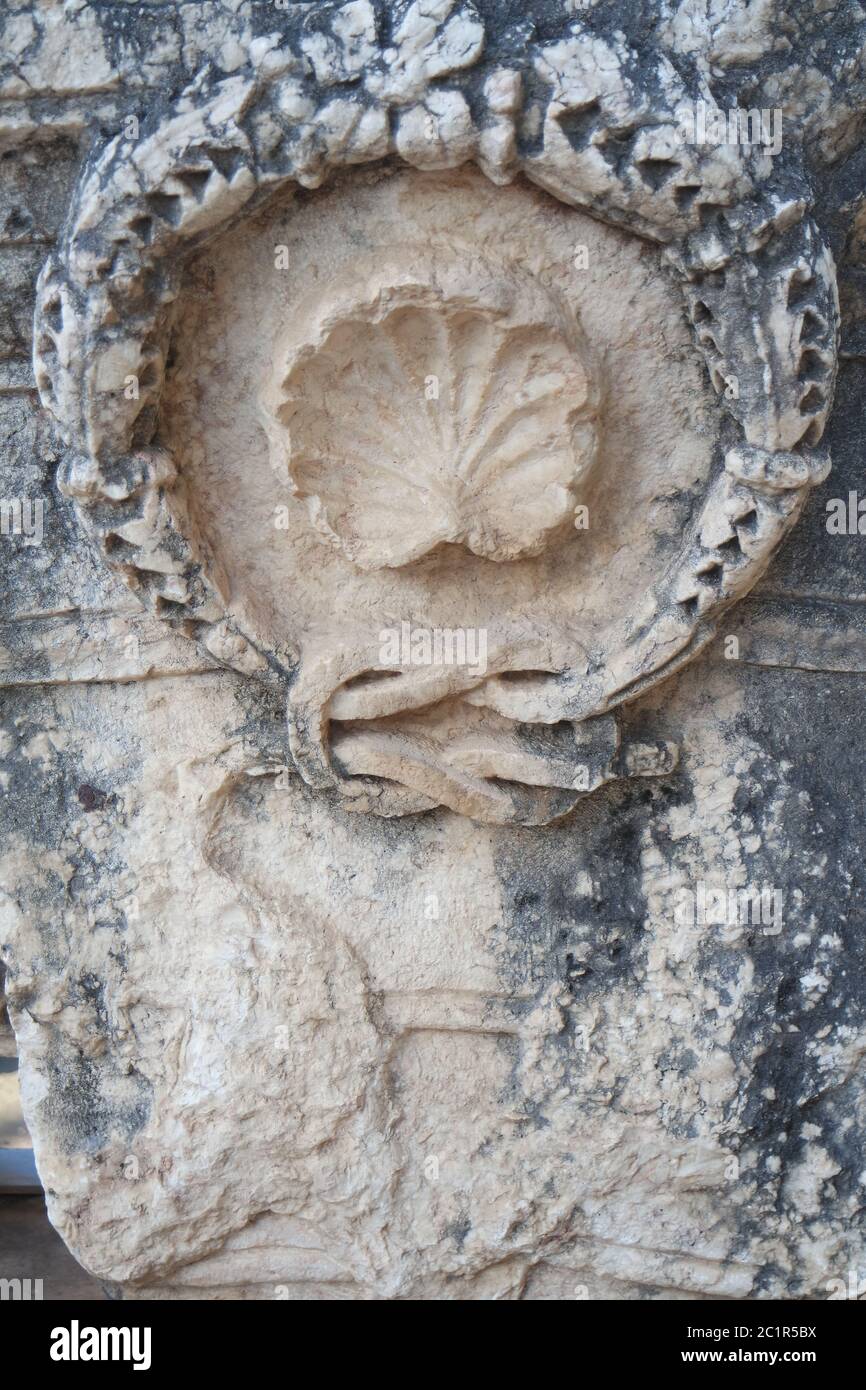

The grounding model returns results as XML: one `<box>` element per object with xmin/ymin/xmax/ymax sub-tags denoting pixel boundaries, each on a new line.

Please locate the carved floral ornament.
<box><xmin>33</xmin><ymin>4</ymin><xmax>839</xmax><ymax>825</ymax></box>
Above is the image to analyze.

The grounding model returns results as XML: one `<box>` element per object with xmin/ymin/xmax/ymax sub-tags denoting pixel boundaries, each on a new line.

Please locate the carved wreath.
<box><xmin>33</xmin><ymin>3</ymin><xmax>838</xmax><ymax>824</ymax></box>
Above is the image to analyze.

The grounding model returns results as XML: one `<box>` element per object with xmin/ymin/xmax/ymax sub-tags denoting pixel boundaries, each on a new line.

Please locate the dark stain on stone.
<box><xmin>445</xmin><ymin>1211</ymin><xmax>473</xmax><ymax>1252</ymax></box>
<box><xmin>77</xmin><ymin>783</ymin><xmax>106</xmax><ymax>812</ymax></box>
<box><xmin>43</xmin><ymin>1043</ymin><xmax>152</xmax><ymax>1157</ymax></box>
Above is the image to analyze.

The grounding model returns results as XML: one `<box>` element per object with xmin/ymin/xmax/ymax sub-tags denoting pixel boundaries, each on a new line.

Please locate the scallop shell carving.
<box><xmin>261</xmin><ymin>251</ymin><xmax>601</xmax><ymax>570</ymax></box>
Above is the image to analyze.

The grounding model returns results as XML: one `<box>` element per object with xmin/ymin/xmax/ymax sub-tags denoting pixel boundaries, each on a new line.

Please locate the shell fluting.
<box><xmin>261</xmin><ymin>251</ymin><xmax>601</xmax><ymax>570</ymax></box>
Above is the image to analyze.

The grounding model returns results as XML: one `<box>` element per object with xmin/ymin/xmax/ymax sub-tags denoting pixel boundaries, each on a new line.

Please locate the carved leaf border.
<box><xmin>30</xmin><ymin>13</ymin><xmax>839</xmax><ymax>741</ymax></box>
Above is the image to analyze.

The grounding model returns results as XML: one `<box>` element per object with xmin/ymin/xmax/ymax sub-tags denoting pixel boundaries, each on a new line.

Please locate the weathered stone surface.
<box><xmin>1</xmin><ymin>0</ymin><xmax>866</xmax><ymax>1300</ymax></box>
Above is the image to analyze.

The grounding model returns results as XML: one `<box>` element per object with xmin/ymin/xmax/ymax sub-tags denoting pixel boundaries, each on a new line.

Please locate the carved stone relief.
<box><xmin>30</xmin><ymin>38</ymin><xmax>839</xmax><ymax>825</ymax></box>
<box><xmin>2</xmin><ymin>0</ymin><xmax>866</xmax><ymax>1306</ymax></box>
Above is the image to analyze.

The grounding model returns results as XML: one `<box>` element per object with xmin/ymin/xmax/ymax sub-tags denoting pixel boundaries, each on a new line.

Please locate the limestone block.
<box><xmin>1</xmin><ymin>0</ymin><xmax>865</xmax><ymax>1303</ymax></box>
